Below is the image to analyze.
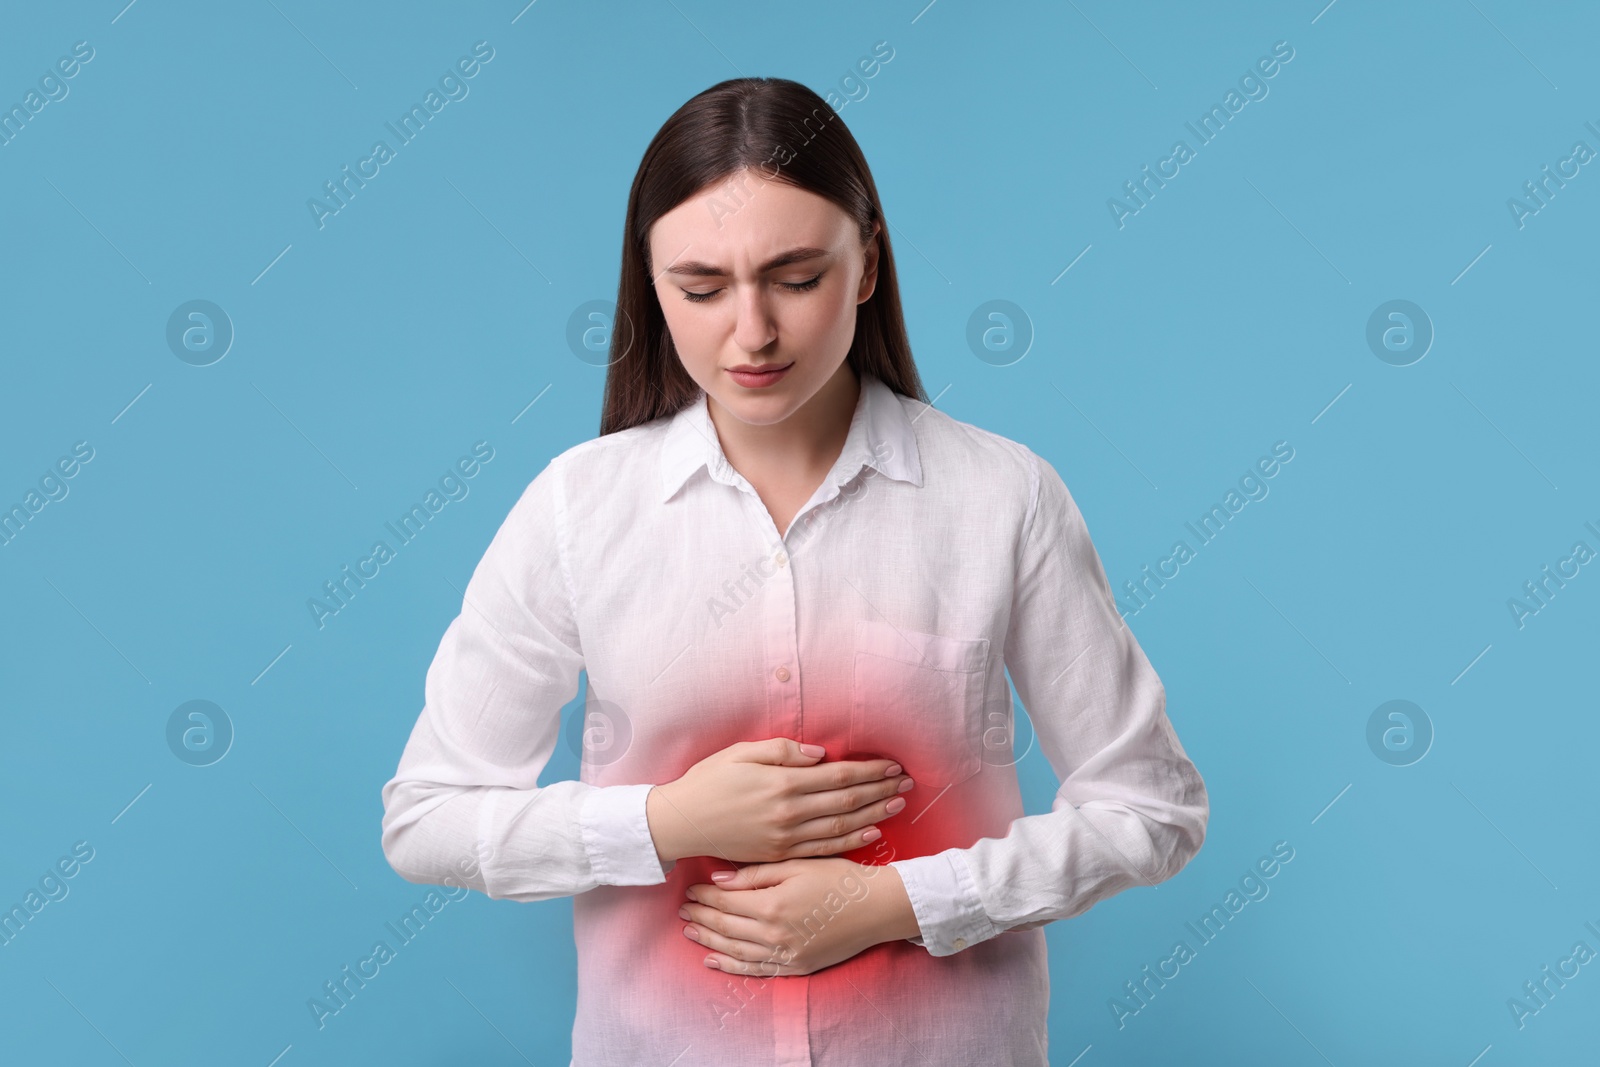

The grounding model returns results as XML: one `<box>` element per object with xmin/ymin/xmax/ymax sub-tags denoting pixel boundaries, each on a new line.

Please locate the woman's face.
<box><xmin>647</xmin><ymin>167</ymin><xmax>880</xmax><ymax>428</ymax></box>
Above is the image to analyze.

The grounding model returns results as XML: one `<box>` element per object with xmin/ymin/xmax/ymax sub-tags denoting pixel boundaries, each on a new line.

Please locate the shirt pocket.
<box><xmin>848</xmin><ymin>617</ymin><xmax>990</xmax><ymax>789</ymax></box>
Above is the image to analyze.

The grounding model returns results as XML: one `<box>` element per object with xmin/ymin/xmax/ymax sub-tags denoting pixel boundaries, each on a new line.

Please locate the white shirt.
<box><xmin>381</xmin><ymin>370</ymin><xmax>1209</xmax><ymax>1066</ymax></box>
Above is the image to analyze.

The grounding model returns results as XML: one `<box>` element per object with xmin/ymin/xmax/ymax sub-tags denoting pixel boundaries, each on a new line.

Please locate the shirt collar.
<box><xmin>659</xmin><ymin>371</ymin><xmax>923</xmax><ymax>503</ymax></box>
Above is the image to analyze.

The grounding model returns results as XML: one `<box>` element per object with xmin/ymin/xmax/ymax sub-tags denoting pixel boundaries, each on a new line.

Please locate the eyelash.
<box><xmin>681</xmin><ymin>275</ymin><xmax>823</xmax><ymax>303</ymax></box>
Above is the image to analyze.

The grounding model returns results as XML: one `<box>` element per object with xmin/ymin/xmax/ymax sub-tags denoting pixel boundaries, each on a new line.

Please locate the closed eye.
<box><xmin>681</xmin><ymin>275</ymin><xmax>823</xmax><ymax>303</ymax></box>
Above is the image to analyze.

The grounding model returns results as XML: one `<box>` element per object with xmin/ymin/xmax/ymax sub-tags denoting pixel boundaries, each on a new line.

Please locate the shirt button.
<box><xmin>774</xmin><ymin>552</ymin><xmax>788</xmax><ymax>568</ymax></box>
<box><xmin>953</xmin><ymin>937</ymin><xmax>967</xmax><ymax>950</ymax></box>
<box><xmin>774</xmin><ymin>666</ymin><xmax>790</xmax><ymax>682</ymax></box>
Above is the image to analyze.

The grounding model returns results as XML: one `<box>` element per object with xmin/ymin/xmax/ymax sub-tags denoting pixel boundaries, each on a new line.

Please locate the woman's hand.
<box><xmin>678</xmin><ymin>858</ymin><xmax>922</xmax><ymax>975</ymax></box>
<box><xmin>646</xmin><ymin>738</ymin><xmax>915</xmax><ymax>865</ymax></box>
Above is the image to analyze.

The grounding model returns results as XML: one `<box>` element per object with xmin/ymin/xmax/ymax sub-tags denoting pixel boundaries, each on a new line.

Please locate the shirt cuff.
<box><xmin>578</xmin><ymin>782</ymin><xmax>675</xmax><ymax>885</ymax></box>
<box><xmin>889</xmin><ymin>849</ymin><xmax>1001</xmax><ymax>956</ymax></box>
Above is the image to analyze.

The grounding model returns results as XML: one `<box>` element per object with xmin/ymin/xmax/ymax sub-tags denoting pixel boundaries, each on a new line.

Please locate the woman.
<box><xmin>381</xmin><ymin>76</ymin><xmax>1208</xmax><ymax>1066</ymax></box>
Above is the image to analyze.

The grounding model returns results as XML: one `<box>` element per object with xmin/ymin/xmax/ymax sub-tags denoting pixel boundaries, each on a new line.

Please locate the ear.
<box><xmin>856</xmin><ymin>221</ymin><xmax>882</xmax><ymax>305</ymax></box>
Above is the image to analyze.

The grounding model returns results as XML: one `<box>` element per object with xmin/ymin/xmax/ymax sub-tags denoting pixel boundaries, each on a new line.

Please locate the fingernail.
<box><xmin>883</xmin><ymin>763</ymin><xmax>901</xmax><ymax>778</ymax></box>
<box><xmin>684</xmin><ymin>926</ymin><xmax>699</xmax><ymax>940</ymax></box>
<box><xmin>861</xmin><ymin>827</ymin><xmax>882</xmax><ymax>843</ymax></box>
<box><xmin>711</xmin><ymin>871</ymin><xmax>733</xmax><ymax>883</ymax></box>
<box><xmin>799</xmin><ymin>743</ymin><xmax>825</xmax><ymax>757</ymax></box>
<box><xmin>885</xmin><ymin>797</ymin><xmax>906</xmax><ymax>814</ymax></box>
<box><xmin>703</xmin><ymin>956</ymin><xmax>718</xmax><ymax>968</ymax></box>
<box><xmin>679</xmin><ymin>906</ymin><xmax>691</xmax><ymax>920</ymax></box>
<box><xmin>898</xmin><ymin>777</ymin><xmax>915</xmax><ymax>793</ymax></box>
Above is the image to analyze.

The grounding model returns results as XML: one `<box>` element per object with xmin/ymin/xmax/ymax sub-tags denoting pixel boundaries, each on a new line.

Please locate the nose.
<box><xmin>732</xmin><ymin>285</ymin><xmax>778</xmax><ymax>352</ymax></box>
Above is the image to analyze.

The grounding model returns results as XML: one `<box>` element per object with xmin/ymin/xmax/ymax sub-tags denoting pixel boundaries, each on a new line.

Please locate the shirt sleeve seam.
<box><xmin>1019</xmin><ymin>446</ymin><xmax>1043</xmax><ymax>550</ymax></box>
<box><xmin>948</xmin><ymin>850</ymin><xmax>1003</xmax><ymax>947</ymax></box>
<box><xmin>578</xmin><ymin>782</ymin><xmax>672</xmax><ymax>886</ymax></box>
<box><xmin>891</xmin><ymin>851</ymin><xmax>1001</xmax><ymax>956</ymax></box>
<box><xmin>1005</xmin><ymin>448</ymin><xmax>1045</xmax><ymax>666</ymax></box>
<box><xmin>475</xmin><ymin>787</ymin><xmax>503</xmax><ymax>899</ymax></box>
<box><xmin>549</xmin><ymin>454</ymin><xmax>584</xmax><ymax>658</ymax></box>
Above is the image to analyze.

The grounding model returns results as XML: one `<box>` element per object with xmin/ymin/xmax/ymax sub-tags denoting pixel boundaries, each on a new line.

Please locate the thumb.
<box><xmin>745</xmin><ymin>737</ymin><xmax>826</xmax><ymax>766</ymax></box>
<box><xmin>711</xmin><ymin>861</ymin><xmax>794</xmax><ymax>890</ymax></box>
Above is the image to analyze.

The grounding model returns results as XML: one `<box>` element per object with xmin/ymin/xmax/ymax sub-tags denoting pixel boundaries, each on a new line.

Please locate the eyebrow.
<box><xmin>661</xmin><ymin>246</ymin><xmax>832</xmax><ymax>278</ymax></box>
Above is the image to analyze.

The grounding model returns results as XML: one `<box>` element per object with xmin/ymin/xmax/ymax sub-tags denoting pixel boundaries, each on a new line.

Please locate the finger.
<box><xmin>680</xmin><ymin>899</ymin><xmax>769</xmax><ymax>945</ymax></box>
<box><xmin>788</xmin><ymin>794</ymin><xmax>910</xmax><ymax>857</ymax></box>
<box><xmin>701</xmin><ymin>948</ymin><xmax>797</xmax><ymax>976</ymax></box>
<box><xmin>686</xmin><ymin>876</ymin><xmax>786</xmax><ymax>918</ymax></box>
<box><xmin>683</xmin><ymin>921</ymin><xmax>786</xmax><ymax>969</ymax></box>
<box><xmin>694</xmin><ymin>861</ymin><xmax>793</xmax><ymax>897</ymax></box>
<box><xmin>739</xmin><ymin>738</ymin><xmax>827</xmax><ymax>767</ymax></box>
<box><xmin>788</xmin><ymin>816</ymin><xmax>896</xmax><ymax>859</ymax></box>
<box><xmin>791</xmin><ymin>756</ymin><xmax>906</xmax><ymax>795</ymax></box>
<box><xmin>796</xmin><ymin>772</ymin><xmax>915</xmax><ymax>823</ymax></box>
<box><xmin>794</xmin><ymin>796</ymin><xmax>902</xmax><ymax>843</ymax></box>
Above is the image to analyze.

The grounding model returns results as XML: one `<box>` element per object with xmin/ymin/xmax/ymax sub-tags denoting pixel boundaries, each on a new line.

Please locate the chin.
<box><xmin>715</xmin><ymin>393</ymin><xmax>798</xmax><ymax>426</ymax></box>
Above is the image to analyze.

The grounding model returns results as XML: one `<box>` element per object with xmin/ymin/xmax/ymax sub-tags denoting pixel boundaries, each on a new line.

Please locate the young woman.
<box><xmin>382</xmin><ymin>77</ymin><xmax>1208</xmax><ymax>1066</ymax></box>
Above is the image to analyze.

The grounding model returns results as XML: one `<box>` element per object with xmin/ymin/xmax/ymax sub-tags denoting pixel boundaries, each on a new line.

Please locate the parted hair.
<box><xmin>599</xmin><ymin>76</ymin><xmax>928</xmax><ymax>437</ymax></box>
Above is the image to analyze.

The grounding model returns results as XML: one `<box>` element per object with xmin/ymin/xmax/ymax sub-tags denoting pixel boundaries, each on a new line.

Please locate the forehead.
<box><xmin>649</xmin><ymin>173</ymin><xmax>849</xmax><ymax>265</ymax></box>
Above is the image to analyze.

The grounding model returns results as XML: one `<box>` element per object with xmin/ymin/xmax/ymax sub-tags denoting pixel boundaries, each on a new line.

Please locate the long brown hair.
<box><xmin>598</xmin><ymin>76</ymin><xmax>927</xmax><ymax>437</ymax></box>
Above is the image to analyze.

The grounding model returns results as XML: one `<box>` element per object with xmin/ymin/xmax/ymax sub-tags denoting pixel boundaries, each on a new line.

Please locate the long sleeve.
<box><xmin>889</xmin><ymin>447</ymin><xmax>1209</xmax><ymax>955</ymax></box>
<box><xmin>380</xmin><ymin>454</ymin><xmax>675</xmax><ymax>901</ymax></box>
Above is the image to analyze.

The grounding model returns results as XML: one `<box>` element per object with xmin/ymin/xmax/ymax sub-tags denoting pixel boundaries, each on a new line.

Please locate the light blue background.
<box><xmin>2</xmin><ymin>1</ymin><xmax>1595</xmax><ymax>1064</ymax></box>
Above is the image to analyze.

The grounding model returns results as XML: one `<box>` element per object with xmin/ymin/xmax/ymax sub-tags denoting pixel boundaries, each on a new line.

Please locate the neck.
<box><xmin>708</xmin><ymin>362</ymin><xmax>861</xmax><ymax>479</ymax></box>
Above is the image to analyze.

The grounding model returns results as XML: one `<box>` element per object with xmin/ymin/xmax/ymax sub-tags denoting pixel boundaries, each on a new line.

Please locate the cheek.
<box><xmin>791</xmin><ymin>285</ymin><xmax>855</xmax><ymax>342</ymax></box>
<box><xmin>820</xmin><ymin>283</ymin><xmax>861</xmax><ymax>341</ymax></box>
<box><xmin>658</xmin><ymin>295</ymin><xmax>717</xmax><ymax>369</ymax></box>
<box><xmin>654</xmin><ymin>289</ymin><xmax>692</xmax><ymax>337</ymax></box>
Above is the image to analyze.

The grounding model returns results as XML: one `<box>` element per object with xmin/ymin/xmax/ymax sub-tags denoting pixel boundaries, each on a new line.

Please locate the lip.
<box><xmin>725</xmin><ymin>362</ymin><xmax>793</xmax><ymax>388</ymax></box>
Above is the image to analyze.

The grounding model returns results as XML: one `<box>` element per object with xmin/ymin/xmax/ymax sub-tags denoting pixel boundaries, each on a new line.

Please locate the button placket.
<box><xmin>744</xmin><ymin>492</ymin><xmax>802</xmax><ymax>748</ymax></box>
<box><xmin>753</xmin><ymin>508</ymin><xmax>808</xmax><ymax>1064</ymax></box>
<box><xmin>766</xmin><ymin>560</ymin><xmax>800</xmax><ymax>727</ymax></box>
